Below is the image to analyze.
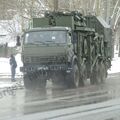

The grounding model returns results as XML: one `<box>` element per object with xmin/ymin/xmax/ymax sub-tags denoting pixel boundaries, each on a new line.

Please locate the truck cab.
<box><xmin>20</xmin><ymin>26</ymin><xmax>77</xmax><ymax>89</ymax></box>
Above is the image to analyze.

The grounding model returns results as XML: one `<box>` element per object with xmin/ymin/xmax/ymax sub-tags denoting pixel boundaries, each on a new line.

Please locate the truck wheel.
<box><xmin>67</xmin><ymin>64</ymin><xmax>80</xmax><ymax>88</ymax></box>
<box><xmin>90</xmin><ymin>72</ymin><xmax>96</xmax><ymax>85</ymax></box>
<box><xmin>24</xmin><ymin>74</ymin><xmax>36</xmax><ymax>90</ymax></box>
<box><xmin>90</xmin><ymin>64</ymin><xmax>99</xmax><ymax>85</ymax></box>
<box><xmin>52</xmin><ymin>72</ymin><xmax>66</xmax><ymax>89</ymax></box>
<box><xmin>79</xmin><ymin>64</ymin><xmax>87</xmax><ymax>86</ymax></box>
<box><xmin>98</xmin><ymin>62</ymin><xmax>107</xmax><ymax>83</ymax></box>
<box><xmin>90</xmin><ymin>62</ymin><xmax>106</xmax><ymax>85</ymax></box>
<box><xmin>36</xmin><ymin>74</ymin><xmax>47</xmax><ymax>89</ymax></box>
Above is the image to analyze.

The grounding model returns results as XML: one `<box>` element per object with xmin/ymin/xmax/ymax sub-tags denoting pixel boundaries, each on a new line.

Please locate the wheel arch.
<box><xmin>71</xmin><ymin>55</ymin><xmax>78</xmax><ymax>66</ymax></box>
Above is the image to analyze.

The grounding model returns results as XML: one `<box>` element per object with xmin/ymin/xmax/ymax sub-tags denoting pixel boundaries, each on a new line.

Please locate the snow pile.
<box><xmin>108</xmin><ymin>47</ymin><xmax>120</xmax><ymax>74</ymax></box>
<box><xmin>8</xmin><ymin>41</ymin><xmax>16</xmax><ymax>47</ymax></box>
<box><xmin>108</xmin><ymin>49</ymin><xmax>120</xmax><ymax>74</ymax></box>
<box><xmin>108</xmin><ymin>57</ymin><xmax>120</xmax><ymax>74</ymax></box>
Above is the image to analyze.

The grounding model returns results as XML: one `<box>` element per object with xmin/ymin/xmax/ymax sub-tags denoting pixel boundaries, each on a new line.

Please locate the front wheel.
<box><xmin>24</xmin><ymin>73</ymin><xmax>47</xmax><ymax>90</ymax></box>
<box><xmin>24</xmin><ymin>74</ymin><xmax>36</xmax><ymax>90</ymax></box>
<box><xmin>52</xmin><ymin>72</ymin><xmax>66</xmax><ymax>89</ymax></box>
<box><xmin>36</xmin><ymin>74</ymin><xmax>47</xmax><ymax>89</ymax></box>
<box><xmin>67</xmin><ymin>64</ymin><xmax>80</xmax><ymax>88</ymax></box>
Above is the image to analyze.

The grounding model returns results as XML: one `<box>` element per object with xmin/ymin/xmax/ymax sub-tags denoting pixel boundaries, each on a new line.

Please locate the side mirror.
<box><xmin>69</xmin><ymin>32</ymin><xmax>71</xmax><ymax>36</ymax></box>
<box><xmin>16</xmin><ymin>36</ymin><xmax>21</xmax><ymax>46</ymax></box>
<box><xmin>68</xmin><ymin>43</ymin><xmax>72</xmax><ymax>47</ymax></box>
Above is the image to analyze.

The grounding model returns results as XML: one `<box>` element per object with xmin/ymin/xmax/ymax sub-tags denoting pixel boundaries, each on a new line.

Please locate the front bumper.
<box><xmin>20</xmin><ymin>64</ymin><xmax>68</xmax><ymax>73</ymax></box>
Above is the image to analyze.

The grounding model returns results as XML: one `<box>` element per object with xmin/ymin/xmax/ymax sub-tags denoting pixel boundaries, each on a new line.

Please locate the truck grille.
<box><xmin>29</xmin><ymin>56</ymin><xmax>66</xmax><ymax>64</ymax></box>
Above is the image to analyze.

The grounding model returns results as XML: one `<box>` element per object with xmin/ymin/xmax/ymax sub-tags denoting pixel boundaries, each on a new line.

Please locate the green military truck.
<box><xmin>20</xmin><ymin>11</ymin><xmax>112</xmax><ymax>89</ymax></box>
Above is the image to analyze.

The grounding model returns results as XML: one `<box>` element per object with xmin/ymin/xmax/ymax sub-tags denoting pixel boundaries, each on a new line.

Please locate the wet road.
<box><xmin>0</xmin><ymin>72</ymin><xmax>120</xmax><ymax>120</ymax></box>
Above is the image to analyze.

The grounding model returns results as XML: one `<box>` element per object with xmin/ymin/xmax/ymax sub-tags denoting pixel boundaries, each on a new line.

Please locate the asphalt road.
<box><xmin>0</xmin><ymin>72</ymin><xmax>120</xmax><ymax>120</ymax></box>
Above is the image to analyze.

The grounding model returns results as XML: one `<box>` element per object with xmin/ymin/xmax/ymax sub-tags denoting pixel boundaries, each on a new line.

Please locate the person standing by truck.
<box><xmin>9</xmin><ymin>54</ymin><xmax>17</xmax><ymax>82</ymax></box>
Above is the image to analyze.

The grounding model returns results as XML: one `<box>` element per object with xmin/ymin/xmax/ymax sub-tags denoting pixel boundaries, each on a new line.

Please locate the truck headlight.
<box><xmin>24</xmin><ymin>57</ymin><xmax>31</xmax><ymax>63</ymax></box>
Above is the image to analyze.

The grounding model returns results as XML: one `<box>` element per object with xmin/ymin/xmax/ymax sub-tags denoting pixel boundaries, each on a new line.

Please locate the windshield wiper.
<box><xmin>27</xmin><ymin>42</ymin><xmax>35</xmax><ymax>45</ymax></box>
<box><xmin>45</xmin><ymin>41</ymin><xmax>55</xmax><ymax>43</ymax></box>
<box><xmin>34</xmin><ymin>41</ymin><xmax>46</xmax><ymax>44</ymax></box>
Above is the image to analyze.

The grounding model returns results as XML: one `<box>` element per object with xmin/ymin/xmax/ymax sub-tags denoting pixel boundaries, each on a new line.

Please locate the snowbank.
<box><xmin>108</xmin><ymin>49</ymin><xmax>120</xmax><ymax>74</ymax></box>
<box><xmin>108</xmin><ymin>57</ymin><xmax>120</xmax><ymax>74</ymax></box>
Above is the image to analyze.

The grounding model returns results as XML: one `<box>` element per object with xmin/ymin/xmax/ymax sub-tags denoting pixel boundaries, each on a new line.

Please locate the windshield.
<box><xmin>24</xmin><ymin>30</ymin><xmax>67</xmax><ymax>44</ymax></box>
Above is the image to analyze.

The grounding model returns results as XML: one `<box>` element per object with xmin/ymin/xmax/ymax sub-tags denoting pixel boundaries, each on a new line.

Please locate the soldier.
<box><xmin>9</xmin><ymin>54</ymin><xmax>17</xmax><ymax>82</ymax></box>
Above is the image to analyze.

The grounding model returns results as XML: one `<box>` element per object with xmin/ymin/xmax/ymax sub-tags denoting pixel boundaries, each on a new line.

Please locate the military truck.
<box><xmin>20</xmin><ymin>11</ymin><xmax>112</xmax><ymax>89</ymax></box>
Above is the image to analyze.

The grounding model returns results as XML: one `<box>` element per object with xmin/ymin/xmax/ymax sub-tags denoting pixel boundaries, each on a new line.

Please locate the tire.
<box><xmin>24</xmin><ymin>74</ymin><xmax>36</xmax><ymax>90</ymax></box>
<box><xmin>24</xmin><ymin>73</ymin><xmax>47</xmax><ymax>90</ymax></box>
<box><xmin>90</xmin><ymin>71</ymin><xmax>97</xmax><ymax>85</ymax></box>
<box><xmin>36</xmin><ymin>74</ymin><xmax>47</xmax><ymax>89</ymax></box>
<box><xmin>52</xmin><ymin>72</ymin><xmax>66</xmax><ymax>89</ymax></box>
<box><xmin>98</xmin><ymin>62</ymin><xmax>107</xmax><ymax>83</ymax></box>
<box><xmin>67</xmin><ymin>64</ymin><xmax>80</xmax><ymax>88</ymax></box>
<box><xmin>90</xmin><ymin>62</ymin><xmax>107</xmax><ymax>85</ymax></box>
<box><xmin>79</xmin><ymin>64</ymin><xmax>87</xmax><ymax>86</ymax></box>
<box><xmin>90</xmin><ymin>63</ymin><xmax>99</xmax><ymax>85</ymax></box>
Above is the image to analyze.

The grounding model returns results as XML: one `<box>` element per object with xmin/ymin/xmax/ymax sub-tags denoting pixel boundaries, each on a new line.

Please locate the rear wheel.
<box><xmin>79</xmin><ymin>64</ymin><xmax>87</xmax><ymax>86</ymax></box>
<box><xmin>98</xmin><ymin>62</ymin><xmax>107</xmax><ymax>83</ymax></box>
<box><xmin>90</xmin><ymin>62</ymin><xmax>107</xmax><ymax>85</ymax></box>
<box><xmin>90</xmin><ymin>71</ymin><xmax>97</xmax><ymax>85</ymax></box>
<box><xmin>90</xmin><ymin>63</ymin><xmax>99</xmax><ymax>85</ymax></box>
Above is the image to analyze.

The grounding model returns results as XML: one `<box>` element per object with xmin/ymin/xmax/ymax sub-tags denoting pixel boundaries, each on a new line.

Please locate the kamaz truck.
<box><xmin>20</xmin><ymin>11</ymin><xmax>112</xmax><ymax>89</ymax></box>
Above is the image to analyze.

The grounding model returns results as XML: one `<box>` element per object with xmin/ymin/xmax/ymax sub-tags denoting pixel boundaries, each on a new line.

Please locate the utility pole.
<box><xmin>69</xmin><ymin>0</ymin><xmax>72</xmax><ymax>11</ymax></box>
<box><xmin>54</xmin><ymin>0</ymin><xmax>58</xmax><ymax>11</ymax></box>
<box><xmin>96</xmin><ymin>0</ymin><xmax>100</xmax><ymax>16</ymax></box>
<box><xmin>31</xmin><ymin>0</ymin><xmax>35</xmax><ymax>18</ymax></box>
<box><xmin>118</xmin><ymin>35</ymin><xmax>120</xmax><ymax>57</ymax></box>
<box><xmin>105</xmin><ymin>0</ymin><xmax>111</xmax><ymax>24</ymax></box>
<box><xmin>88</xmin><ymin>0</ymin><xmax>92</xmax><ymax>13</ymax></box>
<box><xmin>105</xmin><ymin>0</ymin><xmax>114</xmax><ymax>58</ymax></box>
<box><xmin>2</xmin><ymin>0</ymin><xmax>5</xmax><ymax>19</ymax></box>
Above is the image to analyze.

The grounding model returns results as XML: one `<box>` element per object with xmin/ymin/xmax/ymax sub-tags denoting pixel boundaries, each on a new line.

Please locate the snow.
<box><xmin>8</xmin><ymin>41</ymin><xmax>16</xmax><ymax>47</ymax></box>
<box><xmin>108</xmin><ymin>57</ymin><xmax>120</xmax><ymax>74</ymax></box>
<box><xmin>108</xmin><ymin>48</ymin><xmax>120</xmax><ymax>74</ymax></box>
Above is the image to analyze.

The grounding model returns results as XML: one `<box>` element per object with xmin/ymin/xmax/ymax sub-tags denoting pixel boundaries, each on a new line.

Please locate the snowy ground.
<box><xmin>108</xmin><ymin>49</ymin><xmax>120</xmax><ymax>74</ymax></box>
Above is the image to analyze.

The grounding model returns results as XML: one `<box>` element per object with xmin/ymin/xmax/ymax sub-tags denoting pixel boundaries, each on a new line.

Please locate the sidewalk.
<box><xmin>0</xmin><ymin>73</ymin><xmax>23</xmax><ymax>78</ymax></box>
<box><xmin>0</xmin><ymin>74</ymin><xmax>23</xmax><ymax>88</ymax></box>
<box><xmin>0</xmin><ymin>77</ymin><xmax>23</xmax><ymax>89</ymax></box>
